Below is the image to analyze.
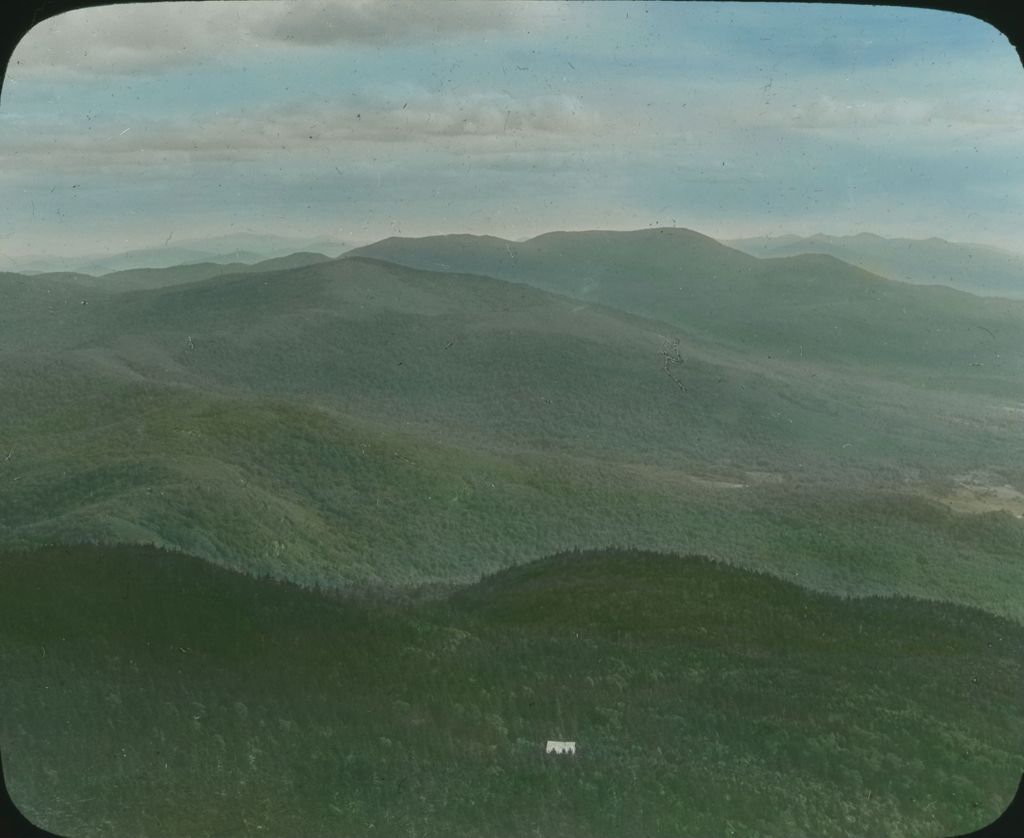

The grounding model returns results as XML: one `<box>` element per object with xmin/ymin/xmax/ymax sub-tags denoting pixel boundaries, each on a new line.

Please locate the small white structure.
<box><xmin>545</xmin><ymin>740</ymin><xmax>576</xmax><ymax>755</ymax></box>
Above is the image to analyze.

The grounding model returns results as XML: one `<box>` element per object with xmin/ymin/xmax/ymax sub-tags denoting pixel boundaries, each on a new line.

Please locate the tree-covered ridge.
<box><xmin>1</xmin><ymin>544</ymin><xmax>1020</xmax><ymax>837</ymax></box>
<box><xmin>1</xmin><ymin>361</ymin><xmax>1022</xmax><ymax>619</ymax></box>
<box><xmin>348</xmin><ymin>228</ymin><xmax>1024</xmax><ymax>384</ymax></box>
<box><xmin>2</xmin><ymin>249</ymin><xmax>1022</xmax><ymax>618</ymax></box>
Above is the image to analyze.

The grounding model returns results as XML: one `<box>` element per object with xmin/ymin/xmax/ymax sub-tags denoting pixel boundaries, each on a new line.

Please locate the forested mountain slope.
<box><xmin>2</xmin><ymin>545</ymin><xmax>1021</xmax><ymax>838</ymax></box>
<box><xmin>348</xmin><ymin>228</ymin><xmax>1024</xmax><ymax>389</ymax></box>
<box><xmin>1</xmin><ymin>246</ymin><xmax>1022</xmax><ymax>617</ymax></box>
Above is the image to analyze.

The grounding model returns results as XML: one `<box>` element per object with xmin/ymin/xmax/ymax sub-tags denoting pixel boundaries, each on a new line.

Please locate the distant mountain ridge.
<box><xmin>5</xmin><ymin>251</ymin><xmax>333</xmax><ymax>295</ymax></box>
<box><xmin>724</xmin><ymin>232</ymin><xmax>1024</xmax><ymax>299</ymax></box>
<box><xmin>13</xmin><ymin>227</ymin><xmax>1021</xmax><ymax>301</ymax></box>
<box><xmin>9</xmin><ymin>232</ymin><xmax>353</xmax><ymax>275</ymax></box>
<box><xmin>346</xmin><ymin>227</ymin><xmax>1024</xmax><ymax>375</ymax></box>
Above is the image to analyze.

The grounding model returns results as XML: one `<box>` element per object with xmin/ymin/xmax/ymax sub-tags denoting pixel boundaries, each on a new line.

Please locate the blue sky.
<box><xmin>1</xmin><ymin>0</ymin><xmax>1022</xmax><ymax>262</ymax></box>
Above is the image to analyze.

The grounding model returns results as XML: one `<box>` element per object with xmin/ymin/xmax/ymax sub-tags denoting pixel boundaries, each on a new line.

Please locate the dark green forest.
<box><xmin>2</xmin><ymin>545</ymin><xmax>1021</xmax><ymax>838</ymax></box>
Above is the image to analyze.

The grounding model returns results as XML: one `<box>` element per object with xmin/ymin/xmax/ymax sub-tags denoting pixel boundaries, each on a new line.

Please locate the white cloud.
<box><xmin>10</xmin><ymin>2</ymin><xmax>239</xmax><ymax>77</ymax></box>
<box><xmin>781</xmin><ymin>94</ymin><xmax>1024</xmax><ymax>138</ymax></box>
<box><xmin>10</xmin><ymin>0</ymin><xmax>565</xmax><ymax>78</ymax></box>
<box><xmin>249</xmin><ymin>0</ymin><xmax>560</xmax><ymax>46</ymax></box>
<box><xmin>0</xmin><ymin>90</ymin><xmax>603</xmax><ymax>177</ymax></box>
<box><xmin>370</xmin><ymin>92</ymin><xmax>600</xmax><ymax>138</ymax></box>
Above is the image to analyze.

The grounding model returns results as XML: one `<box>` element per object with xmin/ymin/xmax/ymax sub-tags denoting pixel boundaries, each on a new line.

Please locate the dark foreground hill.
<box><xmin>2</xmin><ymin>253</ymin><xmax>1023</xmax><ymax>619</ymax></box>
<box><xmin>1</xmin><ymin>544</ymin><xmax>1020</xmax><ymax>838</ymax></box>
<box><xmin>347</xmin><ymin>228</ymin><xmax>1024</xmax><ymax>387</ymax></box>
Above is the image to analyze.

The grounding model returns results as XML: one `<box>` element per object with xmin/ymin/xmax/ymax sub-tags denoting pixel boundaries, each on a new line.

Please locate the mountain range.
<box><xmin>7</xmin><ymin>232</ymin><xmax>352</xmax><ymax>276</ymax></box>
<box><xmin>10</xmin><ymin>230</ymin><xmax>1022</xmax><ymax>301</ymax></box>
<box><xmin>346</xmin><ymin>228</ymin><xmax>1024</xmax><ymax>376</ymax></box>
<box><xmin>3</xmin><ymin>225</ymin><xmax>1023</xmax><ymax>837</ymax></box>
<box><xmin>1</xmin><ymin>227</ymin><xmax>1022</xmax><ymax>618</ymax></box>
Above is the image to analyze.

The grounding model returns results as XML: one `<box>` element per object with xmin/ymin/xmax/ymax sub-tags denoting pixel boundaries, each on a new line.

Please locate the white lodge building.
<box><xmin>545</xmin><ymin>740</ymin><xmax>577</xmax><ymax>755</ymax></box>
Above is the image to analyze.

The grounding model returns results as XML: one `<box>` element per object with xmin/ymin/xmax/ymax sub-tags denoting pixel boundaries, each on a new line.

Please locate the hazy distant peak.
<box><xmin>723</xmin><ymin>231</ymin><xmax>1024</xmax><ymax>299</ymax></box>
<box><xmin>765</xmin><ymin>251</ymin><xmax>887</xmax><ymax>278</ymax></box>
<box><xmin>249</xmin><ymin>251</ymin><xmax>331</xmax><ymax>269</ymax></box>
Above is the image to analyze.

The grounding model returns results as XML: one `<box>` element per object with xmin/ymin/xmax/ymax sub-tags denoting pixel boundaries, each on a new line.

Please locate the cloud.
<box><xmin>779</xmin><ymin>94</ymin><xmax>1024</xmax><ymax>138</ymax></box>
<box><xmin>249</xmin><ymin>0</ymin><xmax>557</xmax><ymax>47</ymax></box>
<box><xmin>0</xmin><ymin>90</ymin><xmax>603</xmax><ymax>177</ymax></box>
<box><xmin>10</xmin><ymin>0</ymin><xmax>563</xmax><ymax>78</ymax></box>
<box><xmin>368</xmin><ymin>92</ymin><xmax>600</xmax><ymax>139</ymax></box>
<box><xmin>10</xmin><ymin>2</ymin><xmax>236</xmax><ymax>77</ymax></box>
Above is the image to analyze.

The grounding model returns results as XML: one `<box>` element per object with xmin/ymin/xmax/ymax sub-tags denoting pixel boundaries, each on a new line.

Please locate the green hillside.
<box><xmin>2</xmin><ymin>255</ymin><xmax>1023</xmax><ymax>617</ymax></box>
<box><xmin>1</xmin><ymin>545</ymin><xmax>1020</xmax><ymax>838</ymax></box>
<box><xmin>347</xmin><ymin>228</ymin><xmax>1024</xmax><ymax>388</ymax></box>
<box><xmin>13</xmin><ymin>254</ymin><xmax>1023</xmax><ymax>482</ymax></box>
<box><xmin>0</xmin><ymin>252</ymin><xmax>329</xmax><ymax>349</ymax></box>
<box><xmin>3</xmin><ymin>255</ymin><xmax>1024</xmax><ymax>609</ymax></box>
<box><xmin>0</xmin><ymin>272</ymin><xmax>111</xmax><ymax>350</ymax></box>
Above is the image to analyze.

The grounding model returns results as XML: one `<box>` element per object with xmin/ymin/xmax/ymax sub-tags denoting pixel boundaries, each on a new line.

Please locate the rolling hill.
<box><xmin>724</xmin><ymin>232</ymin><xmax>1024</xmax><ymax>300</ymax></box>
<box><xmin>1</xmin><ymin>544</ymin><xmax>1020</xmax><ymax>837</ymax></box>
<box><xmin>1</xmin><ymin>252</ymin><xmax>1022</xmax><ymax>619</ymax></box>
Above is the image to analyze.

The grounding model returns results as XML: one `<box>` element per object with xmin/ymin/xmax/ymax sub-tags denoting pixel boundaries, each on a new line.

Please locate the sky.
<box><xmin>0</xmin><ymin>0</ymin><xmax>1023</xmax><ymax>262</ymax></box>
